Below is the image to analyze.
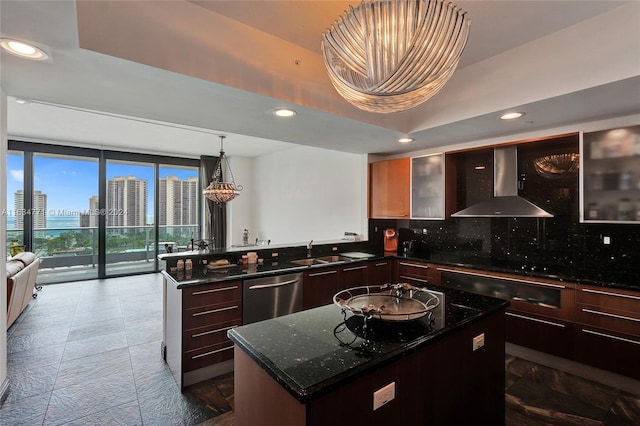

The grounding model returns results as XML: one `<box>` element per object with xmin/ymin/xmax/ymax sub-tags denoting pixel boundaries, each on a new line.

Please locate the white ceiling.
<box><xmin>1</xmin><ymin>1</ymin><xmax>639</xmax><ymax>158</ymax></box>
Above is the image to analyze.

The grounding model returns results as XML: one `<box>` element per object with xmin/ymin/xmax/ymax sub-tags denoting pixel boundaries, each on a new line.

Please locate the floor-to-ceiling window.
<box><xmin>33</xmin><ymin>152</ymin><xmax>100</xmax><ymax>282</ymax></box>
<box><xmin>5</xmin><ymin>151</ymin><xmax>25</xmax><ymax>258</ymax></box>
<box><xmin>159</xmin><ymin>164</ymin><xmax>200</xmax><ymax>251</ymax></box>
<box><xmin>105</xmin><ymin>159</ymin><xmax>155</xmax><ymax>276</ymax></box>
<box><xmin>7</xmin><ymin>141</ymin><xmax>200</xmax><ymax>283</ymax></box>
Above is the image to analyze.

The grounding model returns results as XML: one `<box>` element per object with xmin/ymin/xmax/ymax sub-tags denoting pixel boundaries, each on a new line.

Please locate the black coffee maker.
<box><xmin>402</xmin><ymin>240</ymin><xmax>416</xmax><ymax>256</ymax></box>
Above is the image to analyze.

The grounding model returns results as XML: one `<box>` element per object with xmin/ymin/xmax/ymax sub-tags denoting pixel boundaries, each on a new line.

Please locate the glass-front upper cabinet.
<box><xmin>581</xmin><ymin>125</ymin><xmax>640</xmax><ymax>223</ymax></box>
<box><xmin>411</xmin><ymin>153</ymin><xmax>445</xmax><ymax>219</ymax></box>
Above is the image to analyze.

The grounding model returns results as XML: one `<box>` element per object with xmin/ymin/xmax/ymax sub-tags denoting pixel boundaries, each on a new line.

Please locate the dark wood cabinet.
<box><xmin>302</xmin><ymin>268</ymin><xmax>338</xmax><ymax>310</ymax></box>
<box><xmin>505</xmin><ymin>311</ymin><xmax>575</xmax><ymax>359</ymax></box>
<box><xmin>337</xmin><ymin>262</ymin><xmax>369</xmax><ymax>292</ymax></box>
<box><xmin>394</xmin><ymin>259</ymin><xmax>441</xmax><ymax>286</ymax></box>
<box><xmin>164</xmin><ymin>278</ymin><xmax>242</xmax><ymax>389</ymax></box>
<box><xmin>574</xmin><ymin>284</ymin><xmax>640</xmax><ymax>379</ymax></box>
<box><xmin>369</xmin><ymin>158</ymin><xmax>410</xmax><ymax>219</ymax></box>
<box><xmin>368</xmin><ymin>260</ymin><xmax>391</xmax><ymax>286</ymax></box>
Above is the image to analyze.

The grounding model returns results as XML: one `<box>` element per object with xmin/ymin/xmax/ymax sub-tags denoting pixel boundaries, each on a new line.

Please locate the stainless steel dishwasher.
<box><xmin>242</xmin><ymin>273</ymin><xmax>303</xmax><ymax>324</ymax></box>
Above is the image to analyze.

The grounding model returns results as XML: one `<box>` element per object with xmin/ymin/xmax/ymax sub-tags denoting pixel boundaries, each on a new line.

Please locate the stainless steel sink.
<box><xmin>315</xmin><ymin>255</ymin><xmax>348</xmax><ymax>264</ymax></box>
<box><xmin>290</xmin><ymin>256</ymin><xmax>348</xmax><ymax>266</ymax></box>
<box><xmin>290</xmin><ymin>258</ymin><xmax>319</xmax><ymax>266</ymax></box>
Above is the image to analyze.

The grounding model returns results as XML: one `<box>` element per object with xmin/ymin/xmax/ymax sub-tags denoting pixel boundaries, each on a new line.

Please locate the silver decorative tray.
<box><xmin>333</xmin><ymin>284</ymin><xmax>440</xmax><ymax>321</ymax></box>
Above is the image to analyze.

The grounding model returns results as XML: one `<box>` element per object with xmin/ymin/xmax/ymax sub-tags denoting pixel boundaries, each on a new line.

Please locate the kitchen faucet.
<box><xmin>307</xmin><ymin>240</ymin><xmax>313</xmax><ymax>257</ymax></box>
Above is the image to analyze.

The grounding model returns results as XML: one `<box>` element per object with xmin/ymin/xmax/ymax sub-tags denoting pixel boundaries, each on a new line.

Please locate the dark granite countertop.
<box><xmin>161</xmin><ymin>255</ymin><xmax>386</xmax><ymax>288</ymax></box>
<box><xmin>227</xmin><ymin>285</ymin><xmax>509</xmax><ymax>403</ymax></box>
<box><xmin>160</xmin><ymin>249</ymin><xmax>639</xmax><ymax>293</ymax></box>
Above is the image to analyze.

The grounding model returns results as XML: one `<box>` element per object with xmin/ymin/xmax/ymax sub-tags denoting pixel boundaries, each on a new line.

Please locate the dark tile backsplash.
<box><xmin>369</xmin><ymin>215</ymin><xmax>639</xmax><ymax>290</ymax></box>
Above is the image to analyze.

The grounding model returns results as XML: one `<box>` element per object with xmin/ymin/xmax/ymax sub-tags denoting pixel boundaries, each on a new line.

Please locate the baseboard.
<box><xmin>183</xmin><ymin>359</ymin><xmax>234</xmax><ymax>389</ymax></box>
<box><xmin>506</xmin><ymin>343</ymin><xmax>640</xmax><ymax>396</ymax></box>
<box><xmin>0</xmin><ymin>377</ymin><xmax>9</xmax><ymax>404</ymax></box>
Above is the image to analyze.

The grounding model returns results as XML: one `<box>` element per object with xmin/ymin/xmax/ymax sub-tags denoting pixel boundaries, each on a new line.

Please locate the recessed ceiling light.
<box><xmin>499</xmin><ymin>112</ymin><xmax>525</xmax><ymax>120</ymax></box>
<box><xmin>398</xmin><ymin>137</ymin><xmax>413</xmax><ymax>143</ymax></box>
<box><xmin>14</xmin><ymin>98</ymin><xmax>31</xmax><ymax>105</ymax></box>
<box><xmin>0</xmin><ymin>38</ymin><xmax>49</xmax><ymax>60</ymax></box>
<box><xmin>273</xmin><ymin>108</ymin><xmax>296</xmax><ymax>118</ymax></box>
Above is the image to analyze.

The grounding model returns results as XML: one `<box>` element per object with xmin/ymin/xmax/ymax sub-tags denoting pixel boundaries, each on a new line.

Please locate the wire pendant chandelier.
<box><xmin>321</xmin><ymin>0</ymin><xmax>470</xmax><ymax>113</ymax></box>
<box><xmin>203</xmin><ymin>135</ymin><xmax>242</xmax><ymax>204</ymax></box>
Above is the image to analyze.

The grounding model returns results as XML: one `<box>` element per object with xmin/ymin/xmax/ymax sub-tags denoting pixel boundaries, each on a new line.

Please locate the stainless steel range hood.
<box><xmin>451</xmin><ymin>146</ymin><xmax>553</xmax><ymax>218</ymax></box>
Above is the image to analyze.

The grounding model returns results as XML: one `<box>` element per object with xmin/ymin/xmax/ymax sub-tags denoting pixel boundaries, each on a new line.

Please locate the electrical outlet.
<box><xmin>332</xmin><ymin>246</ymin><xmax>338</xmax><ymax>252</ymax></box>
<box><xmin>373</xmin><ymin>382</ymin><xmax>395</xmax><ymax>410</ymax></box>
<box><xmin>473</xmin><ymin>333</ymin><xmax>485</xmax><ymax>351</ymax></box>
<box><xmin>603</xmin><ymin>236</ymin><xmax>611</xmax><ymax>245</ymax></box>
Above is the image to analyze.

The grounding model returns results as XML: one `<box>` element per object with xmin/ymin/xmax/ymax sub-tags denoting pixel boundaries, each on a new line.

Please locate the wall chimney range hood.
<box><xmin>451</xmin><ymin>146</ymin><xmax>554</xmax><ymax>218</ymax></box>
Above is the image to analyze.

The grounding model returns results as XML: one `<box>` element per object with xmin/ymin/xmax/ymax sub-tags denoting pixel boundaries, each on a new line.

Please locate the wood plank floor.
<box><xmin>2</xmin><ymin>274</ymin><xmax>639</xmax><ymax>425</ymax></box>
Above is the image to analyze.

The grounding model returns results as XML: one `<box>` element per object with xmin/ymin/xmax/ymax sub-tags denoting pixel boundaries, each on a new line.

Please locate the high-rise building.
<box><xmin>14</xmin><ymin>190</ymin><xmax>47</xmax><ymax>229</ymax></box>
<box><xmin>80</xmin><ymin>195</ymin><xmax>99</xmax><ymax>228</ymax></box>
<box><xmin>159</xmin><ymin>175</ymin><xmax>198</xmax><ymax>226</ymax></box>
<box><xmin>106</xmin><ymin>176</ymin><xmax>147</xmax><ymax>227</ymax></box>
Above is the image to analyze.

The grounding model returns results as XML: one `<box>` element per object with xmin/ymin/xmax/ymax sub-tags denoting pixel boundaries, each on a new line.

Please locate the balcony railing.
<box><xmin>6</xmin><ymin>225</ymin><xmax>199</xmax><ymax>283</ymax></box>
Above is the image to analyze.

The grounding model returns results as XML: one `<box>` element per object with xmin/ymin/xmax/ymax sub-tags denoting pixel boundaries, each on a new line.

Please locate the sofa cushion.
<box><xmin>11</xmin><ymin>251</ymin><xmax>36</xmax><ymax>266</ymax></box>
<box><xmin>6</xmin><ymin>260</ymin><xmax>25</xmax><ymax>278</ymax></box>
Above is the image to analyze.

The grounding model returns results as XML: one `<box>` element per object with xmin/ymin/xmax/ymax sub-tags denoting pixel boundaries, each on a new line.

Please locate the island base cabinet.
<box><xmin>234</xmin><ymin>309</ymin><xmax>506</xmax><ymax>426</ymax></box>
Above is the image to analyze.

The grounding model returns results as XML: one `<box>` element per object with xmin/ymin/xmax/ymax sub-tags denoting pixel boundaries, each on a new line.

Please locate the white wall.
<box><xmin>1</xmin><ymin>87</ymin><xmax>8</xmax><ymax>396</ymax></box>
<box><xmin>244</xmin><ymin>145</ymin><xmax>365</xmax><ymax>245</ymax></box>
<box><xmin>226</xmin><ymin>156</ymin><xmax>255</xmax><ymax>246</ymax></box>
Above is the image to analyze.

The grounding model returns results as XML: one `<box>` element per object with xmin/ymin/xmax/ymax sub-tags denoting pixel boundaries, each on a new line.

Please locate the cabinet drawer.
<box><xmin>575</xmin><ymin>326</ymin><xmax>640</xmax><ymax>380</ymax></box>
<box><xmin>397</xmin><ymin>261</ymin><xmax>440</xmax><ymax>285</ymax></box>
<box><xmin>575</xmin><ymin>306</ymin><xmax>640</xmax><ymax>337</ymax></box>
<box><xmin>505</xmin><ymin>311</ymin><xmax>574</xmax><ymax>359</ymax></box>
<box><xmin>576</xmin><ymin>286</ymin><xmax>640</xmax><ymax>314</ymax></box>
<box><xmin>183</xmin><ymin>282</ymin><xmax>242</xmax><ymax>309</ymax></box>
<box><xmin>184</xmin><ymin>302</ymin><xmax>242</xmax><ymax>330</ymax></box>
<box><xmin>183</xmin><ymin>341</ymin><xmax>234</xmax><ymax>372</ymax></box>
<box><xmin>183</xmin><ymin>319</ymin><xmax>240</xmax><ymax>352</ymax></box>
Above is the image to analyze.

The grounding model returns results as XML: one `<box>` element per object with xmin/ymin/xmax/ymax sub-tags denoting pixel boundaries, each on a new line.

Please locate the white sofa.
<box><xmin>6</xmin><ymin>252</ymin><xmax>41</xmax><ymax>328</ymax></box>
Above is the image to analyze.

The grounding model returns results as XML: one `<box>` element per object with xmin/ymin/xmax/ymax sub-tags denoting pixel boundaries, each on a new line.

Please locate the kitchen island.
<box><xmin>228</xmin><ymin>285</ymin><xmax>509</xmax><ymax>426</ymax></box>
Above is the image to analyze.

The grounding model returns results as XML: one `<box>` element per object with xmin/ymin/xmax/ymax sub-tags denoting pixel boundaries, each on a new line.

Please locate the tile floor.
<box><xmin>1</xmin><ymin>274</ymin><xmax>639</xmax><ymax>425</ymax></box>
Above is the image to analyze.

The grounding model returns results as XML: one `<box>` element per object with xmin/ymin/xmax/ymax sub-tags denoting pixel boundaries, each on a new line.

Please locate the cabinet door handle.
<box><xmin>191</xmin><ymin>345</ymin><xmax>234</xmax><ymax>359</ymax></box>
<box><xmin>581</xmin><ymin>329</ymin><xmax>640</xmax><ymax>346</ymax></box>
<box><xmin>581</xmin><ymin>288</ymin><xmax>640</xmax><ymax>301</ymax></box>
<box><xmin>308</xmin><ymin>270</ymin><xmax>338</xmax><ymax>277</ymax></box>
<box><xmin>437</xmin><ymin>268</ymin><xmax>566</xmax><ymax>289</ymax></box>
<box><xmin>581</xmin><ymin>308</ymin><xmax>640</xmax><ymax>323</ymax></box>
<box><xmin>399</xmin><ymin>275</ymin><xmax>430</xmax><ymax>284</ymax></box>
<box><xmin>505</xmin><ymin>312</ymin><xmax>565</xmax><ymax>328</ymax></box>
<box><xmin>342</xmin><ymin>265</ymin><xmax>367</xmax><ymax>272</ymax></box>
<box><xmin>375</xmin><ymin>262</ymin><xmax>388</xmax><ymax>267</ymax></box>
<box><xmin>399</xmin><ymin>262</ymin><xmax>430</xmax><ymax>269</ymax></box>
<box><xmin>191</xmin><ymin>324</ymin><xmax>238</xmax><ymax>338</ymax></box>
<box><xmin>248</xmin><ymin>279</ymin><xmax>299</xmax><ymax>290</ymax></box>
<box><xmin>192</xmin><ymin>285</ymin><xmax>238</xmax><ymax>296</ymax></box>
<box><xmin>192</xmin><ymin>305</ymin><xmax>238</xmax><ymax>317</ymax></box>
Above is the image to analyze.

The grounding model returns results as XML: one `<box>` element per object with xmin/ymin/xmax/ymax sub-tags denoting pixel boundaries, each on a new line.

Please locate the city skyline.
<box><xmin>6</xmin><ymin>153</ymin><xmax>198</xmax><ymax>216</ymax></box>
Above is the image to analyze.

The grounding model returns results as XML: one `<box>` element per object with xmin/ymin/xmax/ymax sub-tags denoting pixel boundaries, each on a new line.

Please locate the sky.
<box><xmin>5</xmin><ymin>153</ymin><xmax>198</xmax><ymax>216</ymax></box>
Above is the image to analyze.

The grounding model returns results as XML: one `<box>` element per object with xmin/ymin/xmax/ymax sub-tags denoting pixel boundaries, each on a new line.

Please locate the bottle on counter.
<box><xmin>242</xmin><ymin>229</ymin><xmax>249</xmax><ymax>246</ymax></box>
<box><xmin>185</xmin><ymin>259</ymin><xmax>193</xmax><ymax>270</ymax></box>
<box><xmin>177</xmin><ymin>259</ymin><xmax>184</xmax><ymax>271</ymax></box>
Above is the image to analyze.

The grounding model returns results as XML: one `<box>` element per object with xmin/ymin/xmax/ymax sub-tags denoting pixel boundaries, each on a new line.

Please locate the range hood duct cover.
<box><xmin>451</xmin><ymin>146</ymin><xmax>554</xmax><ymax>218</ymax></box>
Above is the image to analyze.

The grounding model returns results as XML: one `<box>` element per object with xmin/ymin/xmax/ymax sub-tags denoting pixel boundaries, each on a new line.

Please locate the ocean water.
<box><xmin>6</xmin><ymin>215</ymin><xmax>80</xmax><ymax>234</ymax></box>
